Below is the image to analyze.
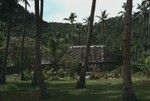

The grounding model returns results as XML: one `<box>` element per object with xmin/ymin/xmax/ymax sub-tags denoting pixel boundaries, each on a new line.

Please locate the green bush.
<box><xmin>23</xmin><ymin>70</ymin><xmax>32</xmax><ymax>80</ymax></box>
<box><xmin>43</xmin><ymin>68</ymin><xmax>68</xmax><ymax>80</ymax></box>
<box><xmin>90</xmin><ymin>72</ymin><xmax>100</xmax><ymax>79</ymax></box>
<box><xmin>63</xmin><ymin>55</ymin><xmax>82</xmax><ymax>79</ymax></box>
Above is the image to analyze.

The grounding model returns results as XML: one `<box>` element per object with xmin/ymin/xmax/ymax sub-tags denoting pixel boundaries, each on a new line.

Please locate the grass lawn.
<box><xmin>0</xmin><ymin>78</ymin><xmax>150</xmax><ymax>101</ymax></box>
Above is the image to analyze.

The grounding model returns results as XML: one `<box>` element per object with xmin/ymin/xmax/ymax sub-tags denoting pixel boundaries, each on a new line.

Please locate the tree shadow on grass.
<box><xmin>46</xmin><ymin>81</ymin><xmax>122</xmax><ymax>101</ymax></box>
<box><xmin>0</xmin><ymin>81</ymin><xmax>41</xmax><ymax>101</ymax></box>
<box><xmin>0</xmin><ymin>81</ymin><xmax>39</xmax><ymax>91</ymax></box>
<box><xmin>46</xmin><ymin>79</ymin><xmax>150</xmax><ymax>101</ymax></box>
<box><xmin>0</xmin><ymin>79</ymin><xmax>149</xmax><ymax>101</ymax></box>
<box><xmin>134</xmin><ymin>80</ymin><xmax>150</xmax><ymax>101</ymax></box>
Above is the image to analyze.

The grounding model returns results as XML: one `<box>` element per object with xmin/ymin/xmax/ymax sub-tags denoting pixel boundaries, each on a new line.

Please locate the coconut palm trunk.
<box><xmin>76</xmin><ymin>0</ymin><xmax>96</xmax><ymax>89</ymax></box>
<box><xmin>20</xmin><ymin>1</ymin><xmax>28</xmax><ymax>81</ymax></box>
<box><xmin>32</xmin><ymin>0</ymin><xmax>45</xmax><ymax>89</ymax></box>
<box><xmin>32</xmin><ymin>0</ymin><xmax>40</xmax><ymax>85</ymax></box>
<box><xmin>122</xmin><ymin>0</ymin><xmax>137</xmax><ymax>101</ymax></box>
<box><xmin>38</xmin><ymin>0</ymin><xmax>44</xmax><ymax>89</ymax></box>
<box><xmin>0</xmin><ymin>1</ymin><xmax>13</xmax><ymax>85</ymax></box>
<box><xmin>148</xmin><ymin>1</ymin><xmax>150</xmax><ymax>42</ymax></box>
<box><xmin>0</xmin><ymin>17</ymin><xmax>11</xmax><ymax>85</ymax></box>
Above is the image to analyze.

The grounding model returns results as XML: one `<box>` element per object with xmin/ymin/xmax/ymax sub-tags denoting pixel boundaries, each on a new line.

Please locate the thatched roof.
<box><xmin>41</xmin><ymin>45</ymin><xmax>122</xmax><ymax>66</ymax></box>
<box><xmin>68</xmin><ymin>45</ymin><xmax>122</xmax><ymax>65</ymax></box>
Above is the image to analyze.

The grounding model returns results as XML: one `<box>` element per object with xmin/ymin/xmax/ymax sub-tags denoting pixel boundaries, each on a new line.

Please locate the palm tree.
<box><xmin>48</xmin><ymin>32</ymin><xmax>68</xmax><ymax>73</ymax></box>
<box><xmin>0</xmin><ymin>0</ymin><xmax>18</xmax><ymax>85</ymax></box>
<box><xmin>32</xmin><ymin>0</ymin><xmax>45</xmax><ymax>89</ymax></box>
<box><xmin>64</xmin><ymin>13</ymin><xmax>77</xmax><ymax>44</ymax></box>
<box><xmin>145</xmin><ymin>0</ymin><xmax>150</xmax><ymax>47</ymax></box>
<box><xmin>64</xmin><ymin>13</ymin><xmax>77</xmax><ymax>24</ymax></box>
<box><xmin>118</xmin><ymin>2</ymin><xmax>127</xmax><ymax>23</ymax></box>
<box><xmin>134</xmin><ymin>0</ymin><xmax>150</xmax><ymax>62</ymax></box>
<box><xmin>76</xmin><ymin>0</ymin><xmax>97</xmax><ymax>89</ymax></box>
<box><xmin>82</xmin><ymin>17</ymin><xmax>90</xmax><ymax>40</ymax></box>
<box><xmin>83</xmin><ymin>16</ymin><xmax>91</xmax><ymax>26</ymax></box>
<box><xmin>122</xmin><ymin>0</ymin><xmax>137</xmax><ymax>100</ymax></box>
<box><xmin>0</xmin><ymin>0</ymin><xmax>30</xmax><ymax>84</ymax></box>
<box><xmin>19</xmin><ymin>0</ymin><xmax>30</xmax><ymax>80</ymax></box>
<box><xmin>148</xmin><ymin>2</ymin><xmax>150</xmax><ymax>45</ymax></box>
<box><xmin>96</xmin><ymin>10</ymin><xmax>109</xmax><ymax>32</ymax></box>
<box><xmin>135</xmin><ymin>0</ymin><xmax>149</xmax><ymax>43</ymax></box>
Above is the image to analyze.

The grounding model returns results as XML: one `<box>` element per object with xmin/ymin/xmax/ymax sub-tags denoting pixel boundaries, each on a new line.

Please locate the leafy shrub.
<box><xmin>63</xmin><ymin>54</ymin><xmax>82</xmax><ymax>79</ymax></box>
<box><xmin>90</xmin><ymin>72</ymin><xmax>100</xmax><ymax>79</ymax></box>
<box><xmin>43</xmin><ymin>68</ymin><xmax>68</xmax><ymax>80</ymax></box>
<box><xmin>108</xmin><ymin>67</ymin><xmax>121</xmax><ymax>78</ymax></box>
<box><xmin>23</xmin><ymin>70</ymin><xmax>32</xmax><ymax>80</ymax></box>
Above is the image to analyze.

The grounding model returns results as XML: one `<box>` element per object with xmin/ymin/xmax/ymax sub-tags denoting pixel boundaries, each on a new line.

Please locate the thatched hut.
<box><xmin>68</xmin><ymin>45</ymin><xmax>122</xmax><ymax>65</ymax></box>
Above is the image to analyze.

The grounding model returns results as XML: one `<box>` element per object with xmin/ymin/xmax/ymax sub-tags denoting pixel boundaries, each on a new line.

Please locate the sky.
<box><xmin>20</xmin><ymin>0</ymin><xmax>142</xmax><ymax>23</ymax></box>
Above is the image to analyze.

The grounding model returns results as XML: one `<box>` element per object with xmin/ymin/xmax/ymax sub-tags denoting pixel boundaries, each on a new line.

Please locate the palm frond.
<box><xmin>63</xmin><ymin>18</ymin><xmax>70</xmax><ymax>21</ymax></box>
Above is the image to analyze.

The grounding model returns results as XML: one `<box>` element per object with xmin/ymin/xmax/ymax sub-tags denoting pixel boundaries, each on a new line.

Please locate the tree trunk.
<box><xmin>20</xmin><ymin>1</ymin><xmax>27</xmax><ymax>81</ymax></box>
<box><xmin>32</xmin><ymin>0</ymin><xmax>45</xmax><ymax>89</ymax></box>
<box><xmin>39</xmin><ymin>0</ymin><xmax>45</xmax><ymax>89</ymax></box>
<box><xmin>122</xmin><ymin>0</ymin><xmax>137</xmax><ymax>101</ymax></box>
<box><xmin>32</xmin><ymin>67</ymin><xmax>38</xmax><ymax>85</ymax></box>
<box><xmin>76</xmin><ymin>0</ymin><xmax>96</xmax><ymax>89</ymax></box>
<box><xmin>0</xmin><ymin>4</ymin><xmax>12</xmax><ymax>84</ymax></box>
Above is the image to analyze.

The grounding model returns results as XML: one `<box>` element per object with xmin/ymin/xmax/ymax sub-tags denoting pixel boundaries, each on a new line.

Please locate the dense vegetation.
<box><xmin>0</xmin><ymin>0</ymin><xmax>149</xmax><ymax>73</ymax></box>
<box><xmin>0</xmin><ymin>0</ymin><xmax>150</xmax><ymax>101</ymax></box>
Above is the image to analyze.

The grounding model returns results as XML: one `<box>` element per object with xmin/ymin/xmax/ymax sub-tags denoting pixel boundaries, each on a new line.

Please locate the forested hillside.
<box><xmin>0</xmin><ymin>0</ymin><xmax>149</xmax><ymax>72</ymax></box>
<box><xmin>0</xmin><ymin>0</ymin><xmax>150</xmax><ymax>101</ymax></box>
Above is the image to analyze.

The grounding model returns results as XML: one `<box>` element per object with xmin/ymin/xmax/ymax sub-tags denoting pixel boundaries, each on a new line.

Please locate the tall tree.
<box><xmin>20</xmin><ymin>0</ymin><xmax>30</xmax><ymax>80</ymax></box>
<box><xmin>32</xmin><ymin>0</ymin><xmax>45</xmax><ymax>89</ymax></box>
<box><xmin>64</xmin><ymin>13</ymin><xmax>77</xmax><ymax>44</ymax></box>
<box><xmin>148</xmin><ymin>0</ymin><xmax>150</xmax><ymax>42</ymax></box>
<box><xmin>122</xmin><ymin>0</ymin><xmax>137</xmax><ymax>101</ymax></box>
<box><xmin>0</xmin><ymin>0</ymin><xmax>29</xmax><ymax>85</ymax></box>
<box><xmin>118</xmin><ymin>2</ymin><xmax>127</xmax><ymax>24</ymax></box>
<box><xmin>83</xmin><ymin>16</ymin><xmax>90</xmax><ymax>26</ymax></box>
<box><xmin>0</xmin><ymin>0</ymin><xmax>17</xmax><ymax>85</ymax></box>
<box><xmin>48</xmin><ymin>32</ymin><xmax>68</xmax><ymax>73</ymax></box>
<box><xmin>136</xmin><ymin>0</ymin><xmax>149</xmax><ymax>46</ymax></box>
<box><xmin>96</xmin><ymin>10</ymin><xmax>109</xmax><ymax>32</ymax></box>
<box><xmin>64</xmin><ymin>13</ymin><xmax>77</xmax><ymax>24</ymax></box>
<box><xmin>76</xmin><ymin>0</ymin><xmax>96</xmax><ymax>89</ymax></box>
